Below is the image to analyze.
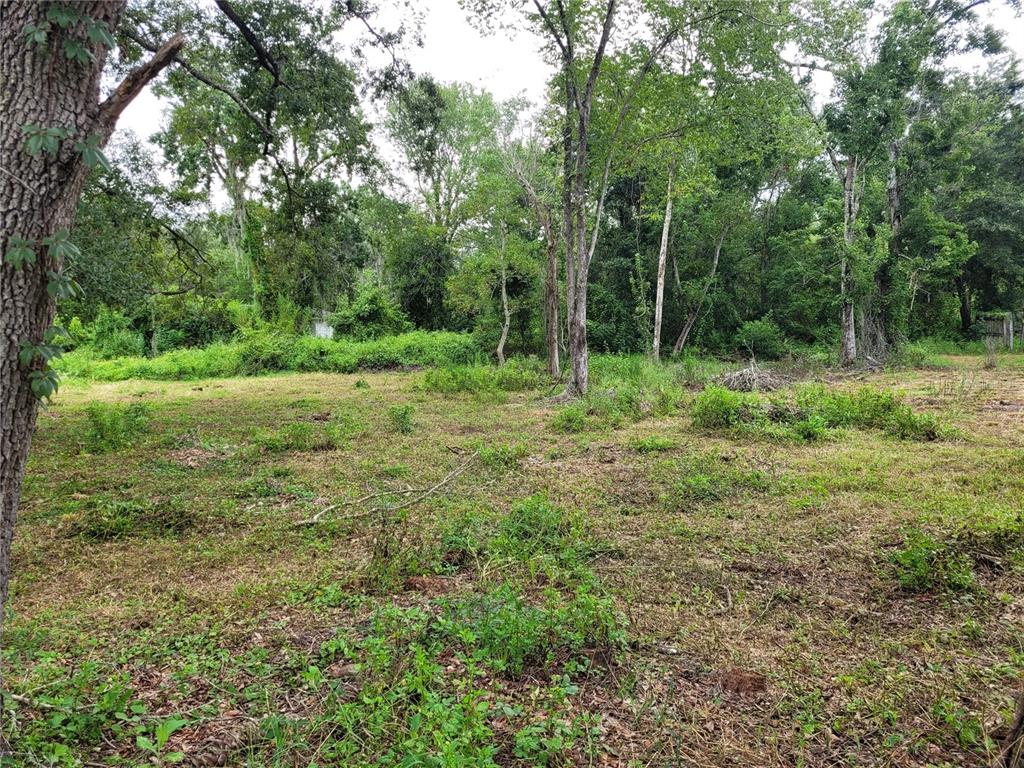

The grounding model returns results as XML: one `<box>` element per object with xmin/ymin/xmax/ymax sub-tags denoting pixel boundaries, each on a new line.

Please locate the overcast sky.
<box><xmin>117</xmin><ymin>0</ymin><xmax>1024</xmax><ymax>195</ymax></box>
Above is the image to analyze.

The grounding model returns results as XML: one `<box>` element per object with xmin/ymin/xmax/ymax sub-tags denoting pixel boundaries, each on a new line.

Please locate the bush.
<box><xmin>58</xmin><ymin>331</ymin><xmax>480</xmax><ymax>382</ymax></box>
<box><xmin>736</xmin><ymin>318</ymin><xmax>786</xmax><ymax>360</ymax></box>
<box><xmin>331</xmin><ymin>283</ymin><xmax>412</xmax><ymax>340</ymax></box>
<box><xmin>82</xmin><ymin>402</ymin><xmax>150</xmax><ymax>453</ymax></box>
<box><xmin>151</xmin><ymin>295</ymin><xmax>237</xmax><ymax>353</ymax></box>
<box><xmin>421</xmin><ymin>359</ymin><xmax>543</xmax><ymax>395</ymax></box>
<box><xmin>91</xmin><ymin>307</ymin><xmax>145</xmax><ymax>359</ymax></box>
<box><xmin>551</xmin><ymin>403</ymin><xmax>589</xmax><ymax>434</ymax></box>
<box><xmin>691</xmin><ymin>386</ymin><xmax>752</xmax><ymax>429</ymax></box>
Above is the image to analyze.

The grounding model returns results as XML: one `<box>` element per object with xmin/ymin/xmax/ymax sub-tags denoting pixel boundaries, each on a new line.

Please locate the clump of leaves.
<box><xmin>891</xmin><ymin>528</ymin><xmax>977</xmax><ymax>593</ymax></box>
<box><xmin>82</xmin><ymin>401</ymin><xmax>150</xmax><ymax>453</ymax></box>
<box><xmin>387</xmin><ymin>403</ymin><xmax>416</xmax><ymax>434</ymax></box>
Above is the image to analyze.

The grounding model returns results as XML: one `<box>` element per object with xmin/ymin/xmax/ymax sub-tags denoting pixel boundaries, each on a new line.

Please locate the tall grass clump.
<box><xmin>691</xmin><ymin>383</ymin><xmax>950</xmax><ymax>442</ymax></box>
<box><xmin>421</xmin><ymin>358</ymin><xmax>544</xmax><ymax>395</ymax></box>
<box><xmin>57</xmin><ymin>330</ymin><xmax>480</xmax><ymax>382</ymax></box>
<box><xmin>82</xmin><ymin>402</ymin><xmax>150</xmax><ymax>453</ymax></box>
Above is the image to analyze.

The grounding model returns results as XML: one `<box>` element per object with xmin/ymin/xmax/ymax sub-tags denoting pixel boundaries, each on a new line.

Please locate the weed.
<box><xmin>890</xmin><ymin>529</ymin><xmax>976</xmax><ymax>593</ymax></box>
<box><xmin>67</xmin><ymin>496</ymin><xmax>195</xmax><ymax>541</ymax></box>
<box><xmin>387</xmin><ymin>403</ymin><xmax>416</xmax><ymax>434</ymax></box>
<box><xmin>478</xmin><ymin>441</ymin><xmax>528</xmax><ymax>470</ymax></box>
<box><xmin>83</xmin><ymin>402</ymin><xmax>150</xmax><ymax>453</ymax></box>
<box><xmin>630</xmin><ymin>435</ymin><xmax>677</xmax><ymax>453</ymax></box>
<box><xmin>551</xmin><ymin>403</ymin><xmax>589</xmax><ymax>434</ymax></box>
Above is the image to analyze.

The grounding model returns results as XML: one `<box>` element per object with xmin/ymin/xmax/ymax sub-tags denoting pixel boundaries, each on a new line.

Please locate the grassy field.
<box><xmin>6</xmin><ymin>353</ymin><xmax>1024</xmax><ymax>767</ymax></box>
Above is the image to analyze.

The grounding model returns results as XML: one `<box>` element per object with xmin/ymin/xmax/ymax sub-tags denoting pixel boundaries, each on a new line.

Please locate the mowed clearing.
<box><xmin>7</xmin><ymin>356</ymin><xmax>1024</xmax><ymax>767</ymax></box>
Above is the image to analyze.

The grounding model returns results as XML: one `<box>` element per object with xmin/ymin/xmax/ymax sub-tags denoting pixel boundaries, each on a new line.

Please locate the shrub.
<box><xmin>91</xmin><ymin>307</ymin><xmax>145</xmax><ymax>359</ymax></box>
<box><xmin>331</xmin><ymin>283</ymin><xmax>412</xmax><ymax>340</ymax></box>
<box><xmin>387</xmin><ymin>404</ymin><xmax>415</xmax><ymax>434</ymax></box>
<box><xmin>82</xmin><ymin>402</ymin><xmax>150</xmax><ymax>453</ymax></box>
<box><xmin>551</xmin><ymin>403</ymin><xmax>589</xmax><ymax>434</ymax></box>
<box><xmin>421</xmin><ymin>359</ymin><xmax>544</xmax><ymax>396</ymax></box>
<box><xmin>57</xmin><ymin>332</ymin><xmax>483</xmax><ymax>382</ymax></box>
<box><xmin>151</xmin><ymin>295</ymin><xmax>237</xmax><ymax>352</ymax></box>
<box><xmin>691</xmin><ymin>386</ymin><xmax>753</xmax><ymax>429</ymax></box>
<box><xmin>736</xmin><ymin>318</ymin><xmax>786</xmax><ymax>360</ymax></box>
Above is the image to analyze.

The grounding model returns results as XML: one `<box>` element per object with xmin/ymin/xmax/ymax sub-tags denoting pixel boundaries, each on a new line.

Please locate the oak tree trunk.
<box><xmin>0</xmin><ymin>1</ymin><xmax>182</xmax><ymax>675</ymax></box>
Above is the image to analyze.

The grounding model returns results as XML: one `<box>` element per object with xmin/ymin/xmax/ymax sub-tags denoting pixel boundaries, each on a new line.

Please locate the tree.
<box><xmin>0</xmin><ymin>1</ymin><xmax>184</xmax><ymax>660</ymax></box>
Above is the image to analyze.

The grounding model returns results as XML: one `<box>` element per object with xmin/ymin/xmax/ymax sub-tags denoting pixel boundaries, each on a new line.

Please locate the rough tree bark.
<box><xmin>0</xmin><ymin>1</ymin><xmax>183</xmax><ymax>674</ymax></box>
<box><xmin>673</xmin><ymin>224</ymin><xmax>727</xmax><ymax>355</ymax></box>
<box><xmin>651</xmin><ymin>167</ymin><xmax>673</xmax><ymax>360</ymax></box>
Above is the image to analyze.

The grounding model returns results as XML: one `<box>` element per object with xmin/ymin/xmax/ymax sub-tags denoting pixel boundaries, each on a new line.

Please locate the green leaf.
<box><xmin>22</xmin><ymin>124</ymin><xmax>71</xmax><ymax>157</ymax></box>
<box><xmin>46</xmin><ymin>4</ymin><xmax>79</xmax><ymax>29</ymax></box>
<box><xmin>46</xmin><ymin>270</ymin><xmax>80</xmax><ymax>299</ymax></box>
<box><xmin>86</xmin><ymin>19</ymin><xmax>116</xmax><ymax>48</ymax></box>
<box><xmin>23</xmin><ymin>21</ymin><xmax>51</xmax><ymax>45</ymax></box>
<box><xmin>62</xmin><ymin>37</ymin><xmax>94</xmax><ymax>65</ymax></box>
<box><xmin>74</xmin><ymin>135</ymin><xmax>111</xmax><ymax>171</ymax></box>
<box><xmin>4</xmin><ymin>237</ymin><xmax>36</xmax><ymax>270</ymax></box>
<box><xmin>43</xmin><ymin>229</ymin><xmax>81</xmax><ymax>261</ymax></box>
<box><xmin>136</xmin><ymin>734</ymin><xmax>156</xmax><ymax>754</ymax></box>
<box><xmin>155</xmin><ymin>717</ymin><xmax>188</xmax><ymax>748</ymax></box>
<box><xmin>29</xmin><ymin>369</ymin><xmax>60</xmax><ymax>401</ymax></box>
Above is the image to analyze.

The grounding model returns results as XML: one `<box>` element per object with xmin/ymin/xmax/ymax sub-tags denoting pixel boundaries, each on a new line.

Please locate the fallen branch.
<box><xmin>296</xmin><ymin>454</ymin><xmax>477</xmax><ymax>526</ymax></box>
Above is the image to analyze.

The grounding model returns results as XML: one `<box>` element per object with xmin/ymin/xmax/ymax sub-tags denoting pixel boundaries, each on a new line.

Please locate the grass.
<box><xmin>57</xmin><ymin>330</ymin><xmax>481</xmax><ymax>381</ymax></box>
<box><xmin>6</xmin><ymin>352</ymin><xmax>1024</xmax><ymax>766</ymax></box>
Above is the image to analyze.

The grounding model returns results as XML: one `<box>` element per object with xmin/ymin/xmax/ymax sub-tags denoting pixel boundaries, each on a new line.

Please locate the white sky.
<box><xmin>117</xmin><ymin>0</ymin><xmax>1024</xmax><ymax>198</ymax></box>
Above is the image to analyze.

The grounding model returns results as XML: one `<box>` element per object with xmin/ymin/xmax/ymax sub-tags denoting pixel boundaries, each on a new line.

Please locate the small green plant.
<box><xmin>387</xmin><ymin>403</ymin><xmax>416</xmax><ymax>434</ymax></box>
<box><xmin>68</xmin><ymin>496</ymin><xmax>195</xmax><ymax>541</ymax></box>
<box><xmin>551</xmin><ymin>403</ymin><xmax>589</xmax><ymax>434</ymax></box>
<box><xmin>82</xmin><ymin>401</ymin><xmax>150</xmax><ymax>453</ymax></box>
<box><xmin>478</xmin><ymin>441</ymin><xmax>528</xmax><ymax>470</ymax></box>
<box><xmin>890</xmin><ymin>528</ymin><xmax>976</xmax><ymax>593</ymax></box>
<box><xmin>630</xmin><ymin>434</ymin><xmax>676</xmax><ymax>453</ymax></box>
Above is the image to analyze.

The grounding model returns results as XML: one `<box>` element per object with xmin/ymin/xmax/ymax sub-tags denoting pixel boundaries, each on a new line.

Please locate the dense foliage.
<box><xmin>53</xmin><ymin>0</ymin><xmax>1020</xmax><ymax>371</ymax></box>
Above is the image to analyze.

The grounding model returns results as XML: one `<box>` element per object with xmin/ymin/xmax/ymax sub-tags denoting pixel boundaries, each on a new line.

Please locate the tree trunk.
<box><xmin>496</xmin><ymin>228</ymin><xmax>510</xmax><ymax>366</ymax></box>
<box><xmin>840</xmin><ymin>157</ymin><xmax>859</xmax><ymax>366</ymax></box>
<box><xmin>652</xmin><ymin>168</ymin><xmax>673</xmax><ymax>360</ymax></box>
<box><xmin>0</xmin><ymin>2</ymin><xmax>182</xmax><ymax>675</ymax></box>
<box><xmin>673</xmin><ymin>224</ymin><xmax>727</xmax><ymax>355</ymax></box>
<box><xmin>540</xmin><ymin>206</ymin><xmax>560</xmax><ymax>377</ymax></box>
<box><xmin>956</xmin><ymin>277</ymin><xmax>972</xmax><ymax>334</ymax></box>
<box><xmin>567</xmin><ymin>281</ymin><xmax>589</xmax><ymax>397</ymax></box>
